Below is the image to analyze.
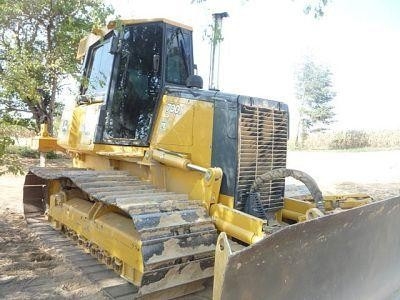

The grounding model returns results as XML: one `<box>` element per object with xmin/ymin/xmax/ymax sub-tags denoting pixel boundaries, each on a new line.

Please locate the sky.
<box><xmin>105</xmin><ymin>0</ymin><xmax>400</xmax><ymax>132</ymax></box>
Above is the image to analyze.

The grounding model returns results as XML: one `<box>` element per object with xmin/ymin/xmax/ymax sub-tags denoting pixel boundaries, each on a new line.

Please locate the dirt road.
<box><xmin>1</xmin><ymin>151</ymin><xmax>400</xmax><ymax>299</ymax></box>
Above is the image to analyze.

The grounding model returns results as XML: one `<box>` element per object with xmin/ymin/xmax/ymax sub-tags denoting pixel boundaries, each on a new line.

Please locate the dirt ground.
<box><xmin>286</xmin><ymin>150</ymin><xmax>400</xmax><ymax>200</ymax></box>
<box><xmin>1</xmin><ymin>151</ymin><xmax>400</xmax><ymax>299</ymax></box>
<box><xmin>0</xmin><ymin>158</ymin><xmax>108</xmax><ymax>299</ymax></box>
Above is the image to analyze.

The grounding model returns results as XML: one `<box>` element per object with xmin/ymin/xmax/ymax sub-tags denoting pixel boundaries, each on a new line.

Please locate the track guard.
<box><xmin>217</xmin><ymin>196</ymin><xmax>400</xmax><ymax>300</ymax></box>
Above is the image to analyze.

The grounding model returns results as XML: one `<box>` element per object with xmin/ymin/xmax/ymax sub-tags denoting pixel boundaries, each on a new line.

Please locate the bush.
<box><xmin>45</xmin><ymin>151</ymin><xmax>63</xmax><ymax>159</ymax></box>
<box><xmin>7</xmin><ymin>146</ymin><xmax>39</xmax><ymax>158</ymax></box>
<box><xmin>0</xmin><ymin>137</ymin><xmax>23</xmax><ymax>175</ymax></box>
<box><xmin>0</xmin><ymin>123</ymin><xmax>36</xmax><ymax>138</ymax></box>
<box><xmin>329</xmin><ymin>130</ymin><xmax>370</xmax><ymax>150</ymax></box>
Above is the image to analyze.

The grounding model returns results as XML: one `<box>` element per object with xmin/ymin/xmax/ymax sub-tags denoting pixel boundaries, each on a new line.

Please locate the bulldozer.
<box><xmin>23</xmin><ymin>19</ymin><xmax>400</xmax><ymax>299</ymax></box>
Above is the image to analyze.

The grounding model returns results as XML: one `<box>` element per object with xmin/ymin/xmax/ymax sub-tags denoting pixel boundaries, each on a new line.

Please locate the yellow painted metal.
<box><xmin>48</xmin><ymin>189</ymin><xmax>144</xmax><ymax>285</ymax></box>
<box><xmin>150</xmin><ymin>148</ymin><xmax>223</xmax><ymax>209</ymax></box>
<box><xmin>201</xmin><ymin>167</ymin><xmax>223</xmax><ymax>208</ymax></box>
<box><xmin>323</xmin><ymin>194</ymin><xmax>372</xmax><ymax>210</ymax></box>
<box><xmin>277</xmin><ymin>194</ymin><xmax>373</xmax><ymax>223</ymax></box>
<box><xmin>77</xmin><ymin>32</ymin><xmax>107</xmax><ymax>60</ymax></box>
<box><xmin>218</xmin><ymin>194</ymin><xmax>234</xmax><ymax>209</ymax></box>
<box><xmin>213</xmin><ymin>232</ymin><xmax>232</xmax><ymax>300</ymax></box>
<box><xmin>31</xmin><ymin>124</ymin><xmax>64</xmax><ymax>152</ymax></box>
<box><xmin>34</xmin><ymin>136</ymin><xmax>62</xmax><ymax>152</ymax></box>
<box><xmin>151</xmin><ymin>94</ymin><xmax>213</xmax><ymax>167</ymax></box>
<box><xmin>276</xmin><ymin>197</ymin><xmax>315</xmax><ymax>223</ymax></box>
<box><xmin>210</xmin><ymin>203</ymin><xmax>265</xmax><ymax>245</ymax></box>
<box><xmin>57</xmin><ymin>103</ymin><xmax>103</xmax><ymax>152</ymax></box>
<box><xmin>151</xmin><ymin>149</ymin><xmax>191</xmax><ymax>170</ymax></box>
<box><xmin>56</xmin><ymin>69</ymin><xmax>216</xmax><ymax>206</ymax></box>
<box><xmin>58</xmin><ymin>104</ymin><xmax>85</xmax><ymax>149</ymax></box>
<box><xmin>147</xmin><ymin>94</ymin><xmax>217</xmax><ymax>203</ymax></box>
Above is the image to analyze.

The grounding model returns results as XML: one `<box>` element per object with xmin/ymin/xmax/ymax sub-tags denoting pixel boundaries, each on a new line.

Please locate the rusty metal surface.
<box><xmin>220</xmin><ymin>196</ymin><xmax>400</xmax><ymax>300</ymax></box>
<box><xmin>24</xmin><ymin>167</ymin><xmax>217</xmax><ymax>298</ymax></box>
<box><xmin>23</xmin><ymin>172</ymin><xmax>47</xmax><ymax>215</ymax></box>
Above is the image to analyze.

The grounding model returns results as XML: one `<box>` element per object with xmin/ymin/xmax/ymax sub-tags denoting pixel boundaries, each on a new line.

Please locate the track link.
<box><xmin>23</xmin><ymin>167</ymin><xmax>218</xmax><ymax>299</ymax></box>
<box><xmin>25</xmin><ymin>214</ymin><xmax>139</xmax><ymax>299</ymax></box>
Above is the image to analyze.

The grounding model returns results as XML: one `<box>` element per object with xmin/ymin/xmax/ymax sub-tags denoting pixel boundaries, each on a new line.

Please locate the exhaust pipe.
<box><xmin>208</xmin><ymin>12</ymin><xmax>229</xmax><ymax>90</ymax></box>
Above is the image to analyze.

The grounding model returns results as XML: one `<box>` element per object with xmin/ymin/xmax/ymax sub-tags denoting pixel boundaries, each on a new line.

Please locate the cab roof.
<box><xmin>108</xmin><ymin>18</ymin><xmax>192</xmax><ymax>31</ymax></box>
<box><xmin>77</xmin><ymin>18</ymin><xmax>192</xmax><ymax>60</ymax></box>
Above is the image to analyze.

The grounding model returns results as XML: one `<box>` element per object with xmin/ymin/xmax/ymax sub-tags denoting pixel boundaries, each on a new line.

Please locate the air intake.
<box><xmin>236</xmin><ymin>104</ymin><xmax>288</xmax><ymax>215</ymax></box>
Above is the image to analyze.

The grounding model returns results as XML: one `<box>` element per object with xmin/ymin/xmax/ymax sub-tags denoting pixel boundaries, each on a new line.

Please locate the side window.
<box><xmin>166</xmin><ymin>28</ymin><xmax>191</xmax><ymax>85</ymax></box>
<box><xmin>84</xmin><ymin>38</ymin><xmax>114</xmax><ymax>97</ymax></box>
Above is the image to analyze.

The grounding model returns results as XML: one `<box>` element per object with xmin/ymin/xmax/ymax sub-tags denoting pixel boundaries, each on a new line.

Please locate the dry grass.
<box><xmin>289</xmin><ymin>129</ymin><xmax>400</xmax><ymax>150</ymax></box>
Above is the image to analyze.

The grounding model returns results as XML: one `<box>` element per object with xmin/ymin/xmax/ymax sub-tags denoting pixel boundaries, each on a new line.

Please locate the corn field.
<box><xmin>289</xmin><ymin>130</ymin><xmax>400</xmax><ymax>150</ymax></box>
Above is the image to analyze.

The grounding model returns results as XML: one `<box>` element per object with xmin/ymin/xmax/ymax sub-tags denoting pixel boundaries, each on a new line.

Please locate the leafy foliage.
<box><xmin>0</xmin><ymin>111</ymin><xmax>32</xmax><ymax>174</ymax></box>
<box><xmin>0</xmin><ymin>136</ymin><xmax>23</xmax><ymax>175</ymax></box>
<box><xmin>302</xmin><ymin>0</ymin><xmax>331</xmax><ymax>18</ymax></box>
<box><xmin>191</xmin><ymin>0</ymin><xmax>331</xmax><ymax>18</ymax></box>
<box><xmin>295</xmin><ymin>58</ymin><xmax>336</xmax><ymax>147</ymax></box>
<box><xmin>0</xmin><ymin>0</ymin><xmax>113</xmax><ymax>135</ymax></box>
<box><xmin>6</xmin><ymin>145</ymin><xmax>39</xmax><ymax>158</ymax></box>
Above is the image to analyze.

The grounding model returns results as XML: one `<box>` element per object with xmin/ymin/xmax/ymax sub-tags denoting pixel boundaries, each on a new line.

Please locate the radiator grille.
<box><xmin>236</xmin><ymin>105</ymin><xmax>288</xmax><ymax>213</ymax></box>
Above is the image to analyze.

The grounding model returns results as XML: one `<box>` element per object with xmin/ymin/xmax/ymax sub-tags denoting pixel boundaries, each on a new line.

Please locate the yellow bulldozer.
<box><xmin>23</xmin><ymin>19</ymin><xmax>400</xmax><ymax>299</ymax></box>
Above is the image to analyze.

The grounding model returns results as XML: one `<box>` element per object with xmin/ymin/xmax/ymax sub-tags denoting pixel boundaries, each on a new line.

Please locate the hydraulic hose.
<box><xmin>250</xmin><ymin>168</ymin><xmax>324</xmax><ymax>212</ymax></box>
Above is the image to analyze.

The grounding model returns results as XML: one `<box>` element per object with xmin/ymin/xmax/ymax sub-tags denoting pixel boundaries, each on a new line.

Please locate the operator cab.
<box><xmin>80</xmin><ymin>20</ymin><xmax>195</xmax><ymax>146</ymax></box>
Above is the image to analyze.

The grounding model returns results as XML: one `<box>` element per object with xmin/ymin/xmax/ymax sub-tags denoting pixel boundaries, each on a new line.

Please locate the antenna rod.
<box><xmin>208</xmin><ymin>12</ymin><xmax>229</xmax><ymax>90</ymax></box>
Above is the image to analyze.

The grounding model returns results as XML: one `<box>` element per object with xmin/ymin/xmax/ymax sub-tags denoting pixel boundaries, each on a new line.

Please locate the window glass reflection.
<box><xmin>103</xmin><ymin>24</ymin><xmax>163</xmax><ymax>144</ymax></box>
<box><xmin>85</xmin><ymin>38</ymin><xmax>114</xmax><ymax>96</ymax></box>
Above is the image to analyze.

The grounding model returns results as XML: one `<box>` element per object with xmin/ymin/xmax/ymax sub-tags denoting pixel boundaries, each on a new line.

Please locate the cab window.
<box><xmin>165</xmin><ymin>28</ymin><xmax>191</xmax><ymax>85</ymax></box>
<box><xmin>84</xmin><ymin>37</ymin><xmax>114</xmax><ymax>97</ymax></box>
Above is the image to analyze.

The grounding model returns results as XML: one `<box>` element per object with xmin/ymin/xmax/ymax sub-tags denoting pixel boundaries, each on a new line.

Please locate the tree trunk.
<box><xmin>295</xmin><ymin>118</ymin><xmax>301</xmax><ymax>148</ymax></box>
<box><xmin>46</xmin><ymin>2</ymin><xmax>55</xmax><ymax>136</ymax></box>
<box><xmin>48</xmin><ymin>76</ymin><xmax>58</xmax><ymax>136</ymax></box>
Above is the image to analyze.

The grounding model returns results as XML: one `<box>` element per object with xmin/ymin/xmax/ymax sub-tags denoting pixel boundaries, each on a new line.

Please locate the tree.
<box><xmin>0</xmin><ymin>136</ymin><xmax>23</xmax><ymax>175</ymax></box>
<box><xmin>0</xmin><ymin>114</ymin><xmax>25</xmax><ymax>175</ymax></box>
<box><xmin>302</xmin><ymin>0</ymin><xmax>331</xmax><ymax>18</ymax></box>
<box><xmin>191</xmin><ymin>0</ymin><xmax>331</xmax><ymax>18</ymax></box>
<box><xmin>0</xmin><ymin>0</ymin><xmax>113</xmax><ymax>135</ymax></box>
<box><xmin>295</xmin><ymin>58</ymin><xmax>336</xmax><ymax>147</ymax></box>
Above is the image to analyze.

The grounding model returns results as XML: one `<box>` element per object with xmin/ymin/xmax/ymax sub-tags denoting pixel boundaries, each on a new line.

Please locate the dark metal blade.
<box><xmin>219</xmin><ymin>196</ymin><xmax>400</xmax><ymax>300</ymax></box>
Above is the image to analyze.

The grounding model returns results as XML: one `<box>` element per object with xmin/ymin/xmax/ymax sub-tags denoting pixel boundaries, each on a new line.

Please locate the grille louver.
<box><xmin>236</xmin><ymin>105</ymin><xmax>288</xmax><ymax>214</ymax></box>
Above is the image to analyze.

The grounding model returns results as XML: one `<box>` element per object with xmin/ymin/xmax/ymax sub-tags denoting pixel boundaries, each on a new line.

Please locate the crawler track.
<box><xmin>25</xmin><ymin>214</ymin><xmax>138</xmax><ymax>299</ymax></box>
<box><xmin>23</xmin><ymin>167</ymin><xmax>217</xmax><ymax>299</ymax></box>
